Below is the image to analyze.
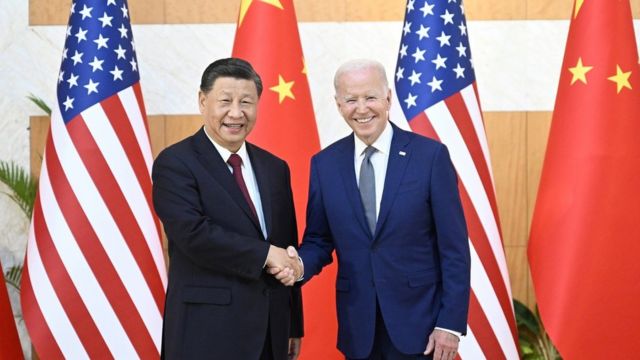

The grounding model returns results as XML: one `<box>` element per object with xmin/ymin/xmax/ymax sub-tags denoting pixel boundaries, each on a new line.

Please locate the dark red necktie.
<box><xmin>227</xmin><ymin>154</ymin><xmax>258</xmax><ymax>220</ymax></box>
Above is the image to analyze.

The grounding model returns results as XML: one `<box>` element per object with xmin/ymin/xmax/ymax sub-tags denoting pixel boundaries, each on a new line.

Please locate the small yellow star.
<box><xmin>574</xmin><ymin>0</ymin><xmax>584</xmax><ymax>18</ymax></box>
<box><xmin>270</xmin><ymin>75</ymin><xmax>295</xmax><ymax>103</ymax></box>
<box><xmin>607</xmin><ymin>65</ymin><xmax>632</xmax><ymax>93</ymax></box>
<box><xmin>238</xmin><ymin>0</ymin><xmax>284</xmax><ymax>27</ymax></box>
<box><xmin>568</xmin><ymin>57</ymin><xmax>593</xmax><ymax>85</ymax></box>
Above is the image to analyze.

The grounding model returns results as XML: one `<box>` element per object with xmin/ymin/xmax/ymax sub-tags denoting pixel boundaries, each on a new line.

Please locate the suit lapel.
<box><xmin>248</xmin><ymin>143</ymin><xmax>272</xmax><ymax>238</ymax></box>
<box><xmin>375</xmin><ymin>125</ymin><xmax>411</xmax><ymax>238</ymax></box>
<box><xmin>192</xmin><ymin>129</ymin><xmax>262</xmax><ymax>234</ymax></box>
<box><xmin>337</xmin><ymin>136</ymin><xmax>372</xmax><ymax>238</ymax></box>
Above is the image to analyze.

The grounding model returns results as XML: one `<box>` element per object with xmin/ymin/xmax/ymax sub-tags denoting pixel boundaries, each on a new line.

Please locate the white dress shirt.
<box><xmin>204</xmin><ymin>129</ymin><xmax>268</xmax><ymax>239</ymax></box>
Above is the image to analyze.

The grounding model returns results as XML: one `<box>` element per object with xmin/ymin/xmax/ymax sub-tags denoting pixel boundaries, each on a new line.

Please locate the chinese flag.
<box><xmin>232</xmin><ymin>1</ymin><xmax>339</xmax><ymax>359</ymax></box>
<box><xmin>0</xmin><ymin>258</ymin><xmax>23</xmax><ymax>359</ymax></box>
<box><xmin>528</xmin><ymin>0</ymin><xmax>640</xmax><ymax>358</ymax></box>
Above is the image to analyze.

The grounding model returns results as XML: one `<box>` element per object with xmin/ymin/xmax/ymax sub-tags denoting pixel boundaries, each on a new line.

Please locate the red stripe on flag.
<box><xmin>45</xmin><ymin>135</ymin><xmax>159</xmax><ymax>358</ymax></box>
<box><xmin>407</xmin><ymin>112</ymin><xmax>438</xmax><ymax>139</ymax></box>
<box><xmin>444</xmin><ymin>93</ymin><xmax>501</xmax><ymax>229</ymax></box>
<box><xmin>32</xmin><ymin>195</ymin><xmax>108</xmax><ymax>357</ymax></box>
<box><xmin>68</xmin><ymin>117</ymin><xmax>165</xmax><ymax>311</ymax></box>
<box><xmin>130</xmin><ymin>83</ymin><xmax>163</xmax><ymax>242</ymax></box>
<box><xmin>132</xmin><ymin>83</ymin><xmax>151</xmax><ymax>136</ymax></box>
<box><xmin>20</xmin><ymin>263</ymin><xmax>65</xmax><ymax>359</ymax></box>
<box><xmin>468</xmin><ymin>291</ymin><xmax>506</xmax><ymax>360</ymax></box>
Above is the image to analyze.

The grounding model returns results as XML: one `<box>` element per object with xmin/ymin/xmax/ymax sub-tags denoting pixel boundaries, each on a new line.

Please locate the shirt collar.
<box><xmin>203</xmin><ymin>127</ymin><xmax>250</xmax><ymax>166</ymax></box>
<box><xmin>354</xmin><ymin>121</ymin><xmax>393</xmax><ymax>157</ymax></box>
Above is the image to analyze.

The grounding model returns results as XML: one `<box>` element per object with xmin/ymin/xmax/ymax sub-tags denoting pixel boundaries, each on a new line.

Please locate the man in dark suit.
<box><xmin>152</xmin><ymin>58</ymin><xmax>303</xmax><ymax>360</ymax></box>
<box><xmin>275</xmin><ymin>59</ymin><xmax>470</xmax><ymax>360</ymax></box>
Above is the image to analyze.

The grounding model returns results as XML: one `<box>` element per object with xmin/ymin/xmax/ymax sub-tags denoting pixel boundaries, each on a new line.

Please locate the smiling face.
<box><xmin>334</xmin><ymin>63</ymin><xmax>391</xmax><ymax>145</ymax></box>
<box><xmin>199</xmin><ymin>76</ymin><xmax>259</xmax><ymax>152</ymax></box>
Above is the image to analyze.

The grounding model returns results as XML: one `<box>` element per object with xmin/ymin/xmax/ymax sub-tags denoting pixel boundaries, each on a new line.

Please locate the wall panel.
<box><xmin>484</xmin><ymin>112</ymin><xmax>528</xmax><ymax>248</ymax></box>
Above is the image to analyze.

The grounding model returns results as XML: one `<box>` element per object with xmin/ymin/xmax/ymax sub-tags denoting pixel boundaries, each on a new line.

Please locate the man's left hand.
<box><xmin>288</xmin><ymin>337</ymin><xmax>301</xmax><ymax>360</ymax></box>
<box><xmin>424</xmin><ymin>328</ymin><xmax>459</xmax><ymax>360</ymax></box>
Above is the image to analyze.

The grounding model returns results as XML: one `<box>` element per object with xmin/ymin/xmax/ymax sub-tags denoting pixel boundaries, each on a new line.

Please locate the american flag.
<box><xmin>20</xmin><ymin>0</ymin><xmax>167</xmax><ymax>358</ymax></box>
<box><xmin>394</xmin><ymin>0</ymin><xmax>519</xmax><ymax>358</ymax></box>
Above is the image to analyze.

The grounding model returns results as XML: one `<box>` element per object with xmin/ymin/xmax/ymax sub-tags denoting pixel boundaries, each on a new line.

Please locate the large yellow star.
<box><xmin>607</xmin><ymin>65</ymin><xmax>632</xmax><ymax>93</ymax></box>
<box><xmin>270</xmin><ymin>75</ymin><xmax>295</xmax><ymax>103</ymax></box>
<box><xmin>574</xmin><ymin>0</ymin><xmax>584</xmax><ymax>18</ymax></box>
<box><xmin>238</xmin><ymin>0</ymin><xmax>284</xmax><ymax>27</ymax></box>
<box><xmin>568</xmin><ymin>57</ymin><xmax>593</xmax><ymax>85</ymax></box>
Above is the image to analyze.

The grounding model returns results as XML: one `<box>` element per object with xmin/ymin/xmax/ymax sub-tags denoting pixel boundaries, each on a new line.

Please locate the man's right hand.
<box><xmin>266</xmin><ymin>246</ymin><xmax>303</xmax><ymax>286</ymax></box>
<box><xmin>266</xmin><ymin>246</ymin><xmax>302</xmax><ymax>286</ymax></box>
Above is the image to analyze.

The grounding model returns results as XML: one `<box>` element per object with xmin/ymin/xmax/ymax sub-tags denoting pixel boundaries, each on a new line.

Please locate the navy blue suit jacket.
<box><xmin>298</xmin><ymin>123</ymin><xmax>470</xmax><ymax>358</ymax></box>
<box><xmin>152</xmin><ymin>128</ymin><xmax>303</xmax><ymax>359</ymax></box>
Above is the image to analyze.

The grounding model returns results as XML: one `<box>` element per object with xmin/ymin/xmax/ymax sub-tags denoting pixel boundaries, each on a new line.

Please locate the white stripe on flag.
<box><xmin>26</xmin><ymin>220</ymin><xmax>90</xmax><ymax>359</ymax></box>
<box><xmin>50</xmin><ymin>106</ymin><xmax>160</xmax><ymax>347</ymax></box>
<box><xmin>39</xmin><ymin>155</ymin><xmax>137</xmax><ymax>358</ymax></box>
<box><xmin>120</xmin><ymin>87</ymin><xmax>155</xmax><ymax>177</ymax></box>
<box><xmin>460</xmin><ymin>86</ymin><xmax>496</xmax><ymax>187</ymax></box>
<box><xmin>458</xmin><ymin>324</ymin><xmax>486</xmax><ymax>360</ymax></box>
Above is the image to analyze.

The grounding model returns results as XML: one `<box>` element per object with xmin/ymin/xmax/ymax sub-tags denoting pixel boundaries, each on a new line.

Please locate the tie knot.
<box><xmin>227</xmin><ymin>153</ymin><xmax>242</xmax><ymax>168</ymax></box>
<box><xmin>363</xmin><ymin>146</ymin><xmax>377</xmax><ymax>159</ymax></box>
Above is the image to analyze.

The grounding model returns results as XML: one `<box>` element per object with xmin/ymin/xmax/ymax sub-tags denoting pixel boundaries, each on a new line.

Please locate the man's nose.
<box><xmin>228</xmin><ymin>102</ymin><xmax>243</xmax><ymax>117</ymax></box>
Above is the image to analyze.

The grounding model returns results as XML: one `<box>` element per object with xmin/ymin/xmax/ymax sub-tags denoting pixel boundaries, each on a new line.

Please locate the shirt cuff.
<box><xmin>296</xmin><ymin>256</ymin><xmax>305</xmax><ymax>282</ymax></box>
<box><xmin>434</xmin><ymin>327</ymin><xmax>461</xmax><ymax>339</ymax></box>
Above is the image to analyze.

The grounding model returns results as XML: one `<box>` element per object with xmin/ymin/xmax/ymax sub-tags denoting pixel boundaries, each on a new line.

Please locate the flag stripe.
<box><xmin>32</xmin><ymin>196</ymin><xmax>109</xmax><ymax>358</ymax></box>
<box><xmin>24</xmin><ymin>217</ymin><xmax>90</xmax><ymax>359</ymax></box>
<box><xmin>70</xmin><ymin>113</ymin><xmax>164</xmax><ymax>339</ymax></box>
<box><xmin>425</xmin><ymin>98</ymin><xmax>510</xmax><ymax>288</ymax></box>
<box><xmin>44</xmin><ymin>132</ymin><xmax>159</xmax><ymax>358</ymax></box>
<box><xmin>457</xmin><ymin>325</ymin><xmax>486</xmax><ymax>360</ymax></box>
<box><xmin>39</xmin><ymin>156</ymin><xmax>139</xmax><ymax>358</ymax></box>
<box><xmin>21</xmin><ymin>262</ymin><xmax>65</xmax><ymax>359</ymax></box>
<box><xmin>469</xmin><ymin>244</ymin><xmax>519</xmax><ymax>359</ymax></box>
<box><xmin>125</xmin><ymin>84</ymin><xmax>154</xmax><ymax>174</ymax></box>
<box><xmin>446</xmin><ymin>90</ymin><xmax>501</xmax><ymax>225</ymax></box>
<box><xmin>458</xmin><ymin>186</ymin><xmax>518</xmax><ymax>341</ymax></box>
<box><xmin>467</xmin><ymin>291</ymin><xmax>506</xmax><ymax>360</ymax></box>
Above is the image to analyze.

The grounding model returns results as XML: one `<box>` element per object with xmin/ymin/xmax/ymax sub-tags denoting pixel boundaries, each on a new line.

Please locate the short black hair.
<box><xmin>199</xmin><ymin>58</ymin><xmax>263</xmax><ymax>97</ymax></box>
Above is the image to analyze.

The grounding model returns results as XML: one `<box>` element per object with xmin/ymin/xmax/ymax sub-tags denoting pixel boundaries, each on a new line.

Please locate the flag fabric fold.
<box><xmin>393</xmin><ymin>0</ymin><xmax>519</xmax><ymax>358</ymax></box>
<box><xmin>1</xmin><ymin>258</ymin><xmax>24</xmax><ymax>360</ymax></box>
<box><xmin>20</xmin><ymin>0</ymin><xmax>167</xmax><ymax>358</ymax></box>
<box><xmin>528</xmin><ymin>0</ymin><xmax>640</xmax><ymax>358</ymax></box>
<box><xmin>231</xmin><ymin>1</ymin><xmax>331</xmax><ymax>358</ymax></box>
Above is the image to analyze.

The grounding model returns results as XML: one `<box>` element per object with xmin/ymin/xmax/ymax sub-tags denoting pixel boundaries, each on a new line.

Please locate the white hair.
<box><xmin>333</xmin><ymin>59</ymin><xmax>389</xmax><ymax>91</ymax></box>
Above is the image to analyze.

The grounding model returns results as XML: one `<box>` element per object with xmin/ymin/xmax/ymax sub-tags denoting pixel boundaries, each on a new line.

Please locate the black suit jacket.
<box><xmin>152</xmin><ymin>128</ymin><xmax>303</xmax><ymax>359</ymax></box>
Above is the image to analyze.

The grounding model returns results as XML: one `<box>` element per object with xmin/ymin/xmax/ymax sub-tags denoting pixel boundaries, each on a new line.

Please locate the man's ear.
<box><xmin>198</xmin><ymin>91</ymin><xmax>206</xmax><ymax>113</ymax></box>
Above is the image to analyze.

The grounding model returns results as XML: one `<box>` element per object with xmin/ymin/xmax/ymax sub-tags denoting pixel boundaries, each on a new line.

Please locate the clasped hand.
<box><xmin>265</xmin><ymin>245</ymin><xmax>302</xmax><ymax>286</ymax></box>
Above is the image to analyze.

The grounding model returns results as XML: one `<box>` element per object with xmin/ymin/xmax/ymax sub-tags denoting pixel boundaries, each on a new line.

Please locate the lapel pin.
<box><xmin>399</xmin><ymin>151</ymin><xmax>406</xmax><ymax>156</ymax></box>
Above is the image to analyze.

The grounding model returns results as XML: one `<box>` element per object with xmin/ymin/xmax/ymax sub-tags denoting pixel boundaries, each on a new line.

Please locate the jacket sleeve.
<box><xmin>152</xmin><ymin>150</ymin><xmax>270</xmax><ymax>280</ymax></box>
<box><xmin>430</xmin><ymin>144</ymin><xmax>471</xmax><ymax>334</ymax></box>
<box><xmin>298</xmin><ymin>156</ymin><xmax>335</xmax><ymax>283</ymax></box>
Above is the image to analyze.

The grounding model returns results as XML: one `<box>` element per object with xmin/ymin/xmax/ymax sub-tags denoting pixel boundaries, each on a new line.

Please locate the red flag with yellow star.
<box><xmin>232</xmin><ymin>1</ymin><xmax>339</xmax><ymax>359</ymax></box>
<box><xmin>528</xmin><ymin>0</ymin><xmax>640</xmax><ymax>358</ymax></box>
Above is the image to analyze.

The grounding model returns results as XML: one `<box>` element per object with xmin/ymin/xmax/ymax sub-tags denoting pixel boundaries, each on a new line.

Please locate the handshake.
<box><xmin>265</xmin><ymin>245</ymin><xmax>303</xmax><ymax>286</ymax></box>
